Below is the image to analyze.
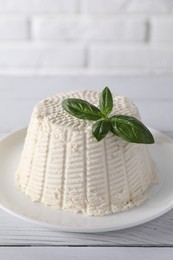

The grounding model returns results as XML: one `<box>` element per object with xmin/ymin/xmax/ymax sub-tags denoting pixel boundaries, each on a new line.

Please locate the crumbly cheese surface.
<box><xmin>16</xmin><ymin>90</ymin><xmax>157</xmax><ymax>216</ymax></box>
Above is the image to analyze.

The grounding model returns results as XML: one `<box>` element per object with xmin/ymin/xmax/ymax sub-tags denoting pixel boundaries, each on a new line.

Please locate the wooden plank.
<box><xmin>0</xmin><ymin>208</ymin><xmax>173</xmax><ymax>246</ymax></box>
<box><xmin>0</xmin><ymin>76</ymin><xmax>172</xmax><ymax>99</ymax></box>
<box><xmin>0</xmin><ymin>247</ymin><xmax>173</xmax><ymax>260</ymax></box>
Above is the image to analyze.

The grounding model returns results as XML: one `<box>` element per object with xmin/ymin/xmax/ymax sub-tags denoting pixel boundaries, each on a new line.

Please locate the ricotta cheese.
<box><xmin>16</xmin><ymin>90</ymin><xmax>157</xmax><ymax>216</ymax></box>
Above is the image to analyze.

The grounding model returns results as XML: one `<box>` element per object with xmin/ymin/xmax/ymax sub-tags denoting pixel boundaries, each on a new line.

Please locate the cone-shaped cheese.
<box><xmin>16</xmin><ymin>90</ymin><xmax>157</xmax><ymax>216</ymax></box>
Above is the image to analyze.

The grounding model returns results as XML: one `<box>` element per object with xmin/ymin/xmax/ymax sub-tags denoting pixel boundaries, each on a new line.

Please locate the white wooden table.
<box><xmin>0</xmin><ymin>76</ymin><xmax>173</xmax><ymax>259</ymax></box>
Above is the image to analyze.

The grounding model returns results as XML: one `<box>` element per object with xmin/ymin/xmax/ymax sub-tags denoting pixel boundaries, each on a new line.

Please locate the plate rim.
<box><xmin>0</xmin><ymin>127</ymin><xmax>173</xmax><ymax>233</ymax></box>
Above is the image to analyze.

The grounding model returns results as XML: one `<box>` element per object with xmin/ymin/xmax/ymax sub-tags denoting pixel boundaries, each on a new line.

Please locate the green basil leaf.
<box><xmin>99</xmin><ymin>87</ymin><xmax>113</xmax><ymax>116</ymax></box>
<box><xmin>92</xmin><ymin>119</ymin><xmax>111</xmax><ymax>141</ymax></box>
<box><xmin>110</xmin><ymin>125</ymin><xmax>120</xmax><ymax>136</ymax></box>
<box><xmin>111</xmin><ymin>115</ymin><xmax>154</xmax><ymax>144</ymax></box>
<box><xmin>62</xmin><ymin>98</ymin><xmax>103</xmax><ymax>121</ymax></box>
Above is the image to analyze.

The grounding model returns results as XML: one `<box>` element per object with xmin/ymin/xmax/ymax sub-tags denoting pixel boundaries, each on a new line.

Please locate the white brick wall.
<box><xmin>0</xmin><ymin>43</ymin><xmax>85</xmax><ymax>67</ymax></box>
<box><xmin>0</xmin><ymin>0</ymin><xmax>78</xmax><ymax>13</ymax></box>
<box><xmin>89</xmin><ymin>45</ymin><xmax>173</xmax><ymax>69</ymax></box>
<box><xmin>0</xmin><ymin>17</ymin><xmax>29</xmax><ymax>40</ymax></box>
<box><xmin>0</xmin><ymin>0</ymin><xmax>173</xmax><ymax>75</ymax></box>
<box><xmin>152</xmin><ymin>17</ymin><xmax>173</xmax><ymax>41</ymax></box>
<box><xmin>82</xmin><ymin>0</ymin><xmax>173</xmax><ymax>13</ymax></box>
<box><xmin>32</xmin><ymin>16</ymin><xmax>147</xmax><ymax>41</ymax></box>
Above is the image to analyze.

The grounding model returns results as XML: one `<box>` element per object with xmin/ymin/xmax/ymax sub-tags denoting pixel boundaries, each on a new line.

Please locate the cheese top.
<box><xmin>35</xmin><ymin>90</ymin><xmax>140</xmax><ymax>131</ymax></box>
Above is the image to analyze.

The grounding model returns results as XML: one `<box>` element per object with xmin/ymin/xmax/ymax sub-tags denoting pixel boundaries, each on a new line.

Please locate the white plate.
<box><xmin>0</xmin><ymin>127</ymin><xmax>173</xmax><ymax>233</ymax></box>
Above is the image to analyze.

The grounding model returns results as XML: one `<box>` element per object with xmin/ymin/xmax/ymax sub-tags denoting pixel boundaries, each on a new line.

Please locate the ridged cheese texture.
<box><xmin>16</xmin><ymin>90</ymin><xmax>157</xmax><ymax>216</ymax></box>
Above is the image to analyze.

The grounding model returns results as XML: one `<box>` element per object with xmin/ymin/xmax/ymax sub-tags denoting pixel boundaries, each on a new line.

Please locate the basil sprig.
<box><xmin>62</xmin><ymin>87</ymin><xmax>154</xmax><ymax>144</ymax></box>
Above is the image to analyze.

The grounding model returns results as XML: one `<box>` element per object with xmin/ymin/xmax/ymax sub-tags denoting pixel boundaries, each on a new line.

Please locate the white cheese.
<box><xmin>16</xmin><ymin>90</ymin><xmax>157</xmax><ymax>216</ymax></box>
